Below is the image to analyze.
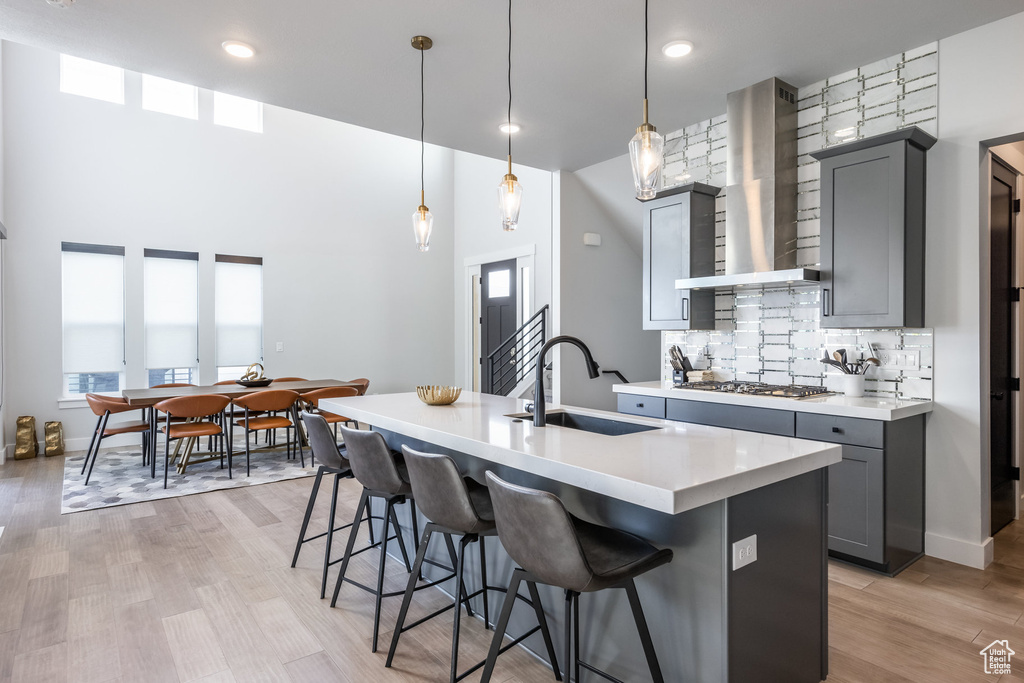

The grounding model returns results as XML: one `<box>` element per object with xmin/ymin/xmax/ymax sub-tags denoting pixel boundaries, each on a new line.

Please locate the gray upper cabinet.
<box><xmin>641</xmin><ymin>183</ymin><xmax>718</xmax><ymax>330</ymax></box>
<box><xmin>811</xmin><ymin>127</ymin><xmax>936</xmax><ymax>328</ymax></box>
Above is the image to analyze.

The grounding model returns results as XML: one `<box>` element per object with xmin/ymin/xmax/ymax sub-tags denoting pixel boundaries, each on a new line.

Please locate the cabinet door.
<box><xmin>643</xmin><ymin>194</ymin><xmax>692</xmax><ymax>330</ymax></box>
<box><xmin>828</xmin><ymin>445</ymin><xmax>884</xmax><ymax>563</ymax></box>
<box><xmin>819</xmin><ymin>141</ymin><xmax>906</xmax><ymax>328</ymax></box>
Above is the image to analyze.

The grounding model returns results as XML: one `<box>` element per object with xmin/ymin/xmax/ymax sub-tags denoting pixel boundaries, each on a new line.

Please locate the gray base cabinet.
<box><xmin>641</xmin><ymin>183</ymin><xmax>719</xmax><ymax>330</ymax></box>
<box><xmin>811</xmin><ymin>127</ymin><xmax>936</xmax><ymax>329</ymax></box>
<box><xmin>619</xmin><ymin>394</ymin><xmax>925</xmax><ymax>575</ymax></box>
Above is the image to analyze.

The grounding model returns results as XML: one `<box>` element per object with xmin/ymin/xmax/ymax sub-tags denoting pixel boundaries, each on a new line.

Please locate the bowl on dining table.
<box><xmin>236</xmin><ymin>378</ymin><xmax>273</xmax><ymax>388</ymax></box>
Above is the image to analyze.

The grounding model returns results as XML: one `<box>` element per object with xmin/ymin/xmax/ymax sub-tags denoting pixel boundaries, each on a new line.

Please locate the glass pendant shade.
<box><xmin>412</xmin><ymin>206</ymin><xmax>433</xmax><ymax>252</ymax></box>
<box><xmin>497</xmin><ymin>174</ymin><xmax>523</xmax><ymax>231</ymax></box>
<box><xmin>629</xmin><ymin>126</ymin><xmax>664</xmax><ymax>200</ymax></box>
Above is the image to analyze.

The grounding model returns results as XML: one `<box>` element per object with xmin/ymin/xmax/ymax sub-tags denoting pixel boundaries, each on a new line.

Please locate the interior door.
<box><xmin>480</xmin><ymin>259</ymin><xmax>517</xmax><ymax>394</ymax></box>
<box><xmin>991</xmin><ymin>157</ymin><xmax>1018</xmax><ymax>535</ymax></box>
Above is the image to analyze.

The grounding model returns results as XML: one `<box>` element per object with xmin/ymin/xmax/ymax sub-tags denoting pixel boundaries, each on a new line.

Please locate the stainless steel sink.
<box><xmin>506</xmin><ymin>410</ymin><xmax>661</xmax><ymax>436</ymax></box>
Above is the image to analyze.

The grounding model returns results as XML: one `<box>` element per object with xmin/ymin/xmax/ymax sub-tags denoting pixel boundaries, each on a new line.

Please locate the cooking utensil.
<box><xmin>859</xmin><ymin>357</ymin><xmax>880</xmax><ymax>375</ymax></box>
<box><xmin>682</xmin><ymin>355</ymin><xmax>694</xmax><ymax>374</ymax></box>
<box><xmin>820</xmin><ymin>357</ymin><xmax>849</xmax><ymax>374</ymax></box>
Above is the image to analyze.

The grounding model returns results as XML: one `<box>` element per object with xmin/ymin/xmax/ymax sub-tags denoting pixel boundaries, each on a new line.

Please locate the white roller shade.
<box><xmin>215</xmin><ymin>259</ymin><xmax>263</xmax><ymax>366</ymax></box>
<box><xmin>144</xmin><ymin>253</ymin><xmax>199</xmax><ymax>369</ymax></box>
<box><xmin>62</xmin><ymin>249</ymin><xmax>125</xmax><ymax>373</ymax></box>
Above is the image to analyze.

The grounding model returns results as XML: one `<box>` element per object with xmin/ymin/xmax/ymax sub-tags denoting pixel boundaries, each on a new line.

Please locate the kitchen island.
<box><xmin>322</xmin><ymin>391</ymin><xmax>841</xmax><ymax>683</ymax></box>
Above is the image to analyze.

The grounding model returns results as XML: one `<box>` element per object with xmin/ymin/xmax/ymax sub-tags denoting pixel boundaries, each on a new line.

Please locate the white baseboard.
<box><xmin>925</xmin><ymin>531</ymin><xmax>994</xmax><ymax>569</ymax></box>
<box><xmin>3</xmin><ymin>433</ymin><xmax>145</xmax><ymax>463</ymax></box>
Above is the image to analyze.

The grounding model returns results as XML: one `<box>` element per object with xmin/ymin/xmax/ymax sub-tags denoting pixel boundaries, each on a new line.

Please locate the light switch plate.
<box><xmin>275</xmin><ymin>342</ymin><xmax>284</xmax><ymax>352</ymax></box>
<box><xmin>732</xmin><ymin>534</ymin><xmax>757</xmax><ymax>570</ymax></box>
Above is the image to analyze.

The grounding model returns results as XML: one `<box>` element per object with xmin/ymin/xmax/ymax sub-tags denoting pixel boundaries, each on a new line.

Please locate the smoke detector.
<box><xmin>46</xmin><ymin>0</ymin><xmax>75</xmax><ymax>7</ymax></box>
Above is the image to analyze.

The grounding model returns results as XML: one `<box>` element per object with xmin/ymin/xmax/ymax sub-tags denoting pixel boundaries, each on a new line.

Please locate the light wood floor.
<box><xmin>1</xmin><ymin>454</ymin><xmax>1023</xmax><ymax>682</ymax></box>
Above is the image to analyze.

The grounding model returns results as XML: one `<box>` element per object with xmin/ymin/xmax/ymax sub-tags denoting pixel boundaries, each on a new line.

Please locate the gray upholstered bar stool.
<box><xmin>385</xmin><ymin>446</ymin><xmax>562</xmax><ymax>683</ymax></box>
<box><xmin>330</xmin><ymin>425</ymin><xmax>465</xmax><ymax>653</ymax></box>
<box><xmin>481</xmin><ymin>472</ymin><xmax>673</xmax><ymax>683</ymax></box>
<box><xmin>291</xmin><ymin>412</ymin><xmax>379</xmax><ymax>599</ymax></box>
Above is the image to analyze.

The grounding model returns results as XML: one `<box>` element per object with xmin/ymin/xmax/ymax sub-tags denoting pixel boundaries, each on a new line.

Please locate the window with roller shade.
<box><xmin>61</xmin><ymin>243</ymin><xmax>125</xmax><ymax>396</ymax></box>
<box><xmin>215</xmin><ymin>255</ymin><xmax>263</xmax><ymax>376</ymax></box>
<box><xmin>144</xmin><ymin>249</ymin><xmax>199</xmax><ymax>387</ymax></box>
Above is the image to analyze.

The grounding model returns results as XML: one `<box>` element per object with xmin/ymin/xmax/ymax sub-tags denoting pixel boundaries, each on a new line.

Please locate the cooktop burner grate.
<box><xmin>674</xmin><ymin>381</ymin><xmax>832</xmax><ymax>398</ymax></box>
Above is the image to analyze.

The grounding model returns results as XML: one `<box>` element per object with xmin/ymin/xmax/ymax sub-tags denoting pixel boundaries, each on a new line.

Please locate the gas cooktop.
<box><xmin>673</xmin><ymin>381</ymin><xmax>833</xmax><ymax>398</ymax></box>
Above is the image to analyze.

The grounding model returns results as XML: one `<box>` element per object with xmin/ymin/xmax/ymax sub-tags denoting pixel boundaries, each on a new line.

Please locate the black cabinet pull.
<box><xmin>992</xmin><ymin>392</ymin><xmax>1005</xmax><ymax>401</ymax></box>
<box><xmin>832</xmin><ymin>426</ymin><xmax>843</xmax><ymax>433</ymax></box>
<box><xmin>637</xmin><ymin>403</ymin><xmax>644</xmax><ymax>408</ymax></box>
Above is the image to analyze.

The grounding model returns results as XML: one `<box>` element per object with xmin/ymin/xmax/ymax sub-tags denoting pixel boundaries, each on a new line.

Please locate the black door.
<box><xmin>991</xmin><ymin>157</ymin><xmax>1018</xmax><ymax>534</ymax></box>
<box><xmin>481</xmin><ymin>259</ymin><xmax>517</xmax><ymax>394</ymax></box>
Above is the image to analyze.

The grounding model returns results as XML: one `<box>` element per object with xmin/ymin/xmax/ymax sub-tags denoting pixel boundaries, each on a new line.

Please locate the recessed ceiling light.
<box><xmin>222</xmin><ymin>41</ymin><xmax>255</xmax><ymax>59</ymax></box>
<box><xmin>662</xmin><ymin>40</ymin><xmax>694</xmax><ymax>58</ymax></box>
<box><xmin>499</xmin><ymin>123</ymin><xmax>520</xmax><ymax>134</ymax></box>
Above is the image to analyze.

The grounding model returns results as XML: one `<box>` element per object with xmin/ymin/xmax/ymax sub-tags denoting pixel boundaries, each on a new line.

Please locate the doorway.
<box><xmin>991</xmin><ymin>155</ymin><xmax>1020</xmax><ymax>534</ymax></box>
<box><xmin>480</xmin><ymin>259</ymin><xmax>517</xmax><ymax>394</ymax></box>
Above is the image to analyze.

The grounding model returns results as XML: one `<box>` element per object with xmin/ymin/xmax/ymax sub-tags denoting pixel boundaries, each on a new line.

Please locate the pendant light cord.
<box><xmin>420</xmin><ymin>44</ymin><xmax>425</xmax><ymax>200</ymax></box>
<box><xmin>644</xmin><ymin>0</ymin><xmax>649</xmax><ymax>102</ymax></box>
<box><xmin>507</xmin><ymin>0</ymin><xmax>512</xmax><ymax>162</ymax></box>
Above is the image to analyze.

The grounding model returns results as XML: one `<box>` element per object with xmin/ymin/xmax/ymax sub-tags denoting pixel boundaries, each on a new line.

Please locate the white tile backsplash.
<box><xmin>655</xmin><ymin>43</ymin><xmax>937</xmax><ymax>402</ymax></box>
<box><xmin>662</xmin><ymin>286</ymin><xmax>933</xmax><ymax>400</ymax></box>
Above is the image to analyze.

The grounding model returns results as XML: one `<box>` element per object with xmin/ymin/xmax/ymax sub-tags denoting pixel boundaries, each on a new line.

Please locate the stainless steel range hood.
<box><xmin>676</xmin><ymin>77</ymin><xmax>819</xmax><ymax>291</ymax></box>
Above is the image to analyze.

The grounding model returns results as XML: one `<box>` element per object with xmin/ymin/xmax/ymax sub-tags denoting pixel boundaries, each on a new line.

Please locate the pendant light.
<box><xmin>411</xmin><ymin>35</ymin><xmax>434</xmax><ymax>251</ymax></box>
<box><xmin>628</xmin><ymin>0</ymin><xmax>664</xmax><ymax>200</ymax></box>
<box><xmin>497</xmin><ymin>0</ymin><xmax>523</xmax><ymax>231</ymax></box>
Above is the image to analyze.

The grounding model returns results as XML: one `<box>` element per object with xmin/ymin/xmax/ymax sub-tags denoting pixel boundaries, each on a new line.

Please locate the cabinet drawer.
<box><xmin>617</xmin><ymin>395</ymin><xmax>666</xmax><ymax>419</ymax></box>
<box><xmin>666</xmin><ymin>400</ymin><xmax>794</xmax><ymax>436</ymax></box>
<box><xmin>796</xmin><ymin>413</ymin><xmax>883</xmax><ymax>449</ymax></box>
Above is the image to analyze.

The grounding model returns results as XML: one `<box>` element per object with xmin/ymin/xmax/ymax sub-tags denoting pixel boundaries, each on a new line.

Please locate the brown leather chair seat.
<box><xmin>235</xmin><ymin>415</ymin><xmax>292</xmax><ymax>431</ymax></box>
<box><xmin>161</xmin><ymin>422</ymin><xmax>224</xmax><ymax>439</ymax></box>
<box><xmin>103</xmin><ymin>420</ymin><xmax>151</xmax><ymax>436</ymax></box>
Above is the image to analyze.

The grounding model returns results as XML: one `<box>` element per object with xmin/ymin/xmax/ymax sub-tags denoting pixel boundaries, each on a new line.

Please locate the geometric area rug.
<box><xmin>61</xmin><ymin>447</ymin><xmax>315</xmax><ymax>515</ymax></box>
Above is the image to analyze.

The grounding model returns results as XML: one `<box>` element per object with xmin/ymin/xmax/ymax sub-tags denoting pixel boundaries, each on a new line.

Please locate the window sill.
<box><xmin>58</xmin><ymin>391</ymin><xmax>122</xmax><ymax>409</ymax></box>
<box><xmin>58</xmin><ymin>397</ymin><xmax>88</xmax><ymax>409</ymax></box>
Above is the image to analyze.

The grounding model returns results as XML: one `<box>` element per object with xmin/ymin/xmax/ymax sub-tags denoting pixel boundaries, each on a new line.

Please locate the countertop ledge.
<box><xmin>613</xmin><ymin>381</ymin><xmax>933</xmax><ymax>421</ymax></box>
<box><xmin>321</xmin><ymin>392</ymin><xmax>840</xmax><ymax>516</ymax></box>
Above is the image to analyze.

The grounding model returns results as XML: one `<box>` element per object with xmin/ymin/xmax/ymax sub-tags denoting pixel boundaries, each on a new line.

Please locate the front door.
<box><xmin>480</xmin><ymin>259</ymin><xmax>517</xmax><ymax>394</ymax></box>
<box><xmin>991</xmin><ymin>157</ymin><xmax>1018</xmax><ymax>534</ymax></box>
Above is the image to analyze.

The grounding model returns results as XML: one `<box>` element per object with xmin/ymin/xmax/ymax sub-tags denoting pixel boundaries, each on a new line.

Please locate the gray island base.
<box><xmin>321</xmin><ymin>392</ymin><xmax>838</xmax><ymax>683</ymax></box>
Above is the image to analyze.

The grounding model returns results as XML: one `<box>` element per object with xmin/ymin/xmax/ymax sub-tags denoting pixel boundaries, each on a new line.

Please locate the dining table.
<box><xmin>123</xmin><ymin>379</ymin><xmax>362</xmax><ymax>481</ymax></box>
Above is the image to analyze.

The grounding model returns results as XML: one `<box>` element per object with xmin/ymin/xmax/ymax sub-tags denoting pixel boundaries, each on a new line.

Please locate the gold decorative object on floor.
<box><xmin>416</xmin><ymin>385</ymin><xmax>462</xmax><ymax>406</ymax></box>
<box><xmin>14</xmin><ymin>416</ymin><xmax>37</xmax><ymax>460</ymax></box>
<box><xmin>44</xmin><ymin>421</ymin><xmax>65</xmax><ymax>456</ymax></box>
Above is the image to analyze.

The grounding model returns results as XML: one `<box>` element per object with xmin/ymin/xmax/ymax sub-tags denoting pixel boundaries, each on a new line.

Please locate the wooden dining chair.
<box><xmin>349</xmin><ymin>378</ymin><xmax>370</xmax><ymax>395</ymax></box>
<box><xmin>231</xmin><ymin>389</ymin><xmax>304</xmax><ymax>475</ymax></box>
<box><xmin>300</xmin><ymin>386</ymin><xmax>360</xmax><ymax>451</ymax></box>
<box><xmin>152</xmin><ymin>394</ymin><xmax>231</xmax><ymax>488</ymax></box>
<box><xmin>81</xmin><ymin>394</ymin><xmax>151</xmax><ymax>485</ymax></box>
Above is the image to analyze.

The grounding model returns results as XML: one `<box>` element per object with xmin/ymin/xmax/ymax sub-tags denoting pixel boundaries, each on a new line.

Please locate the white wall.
<box><xmin>0</xmin><ymin>43</ymin><xmax>6</xmax><ymax>462</ymax></box>
<box><xmin>2</xmin><ymin>42</ymin><xmax>456</xmax><ymax>453</ymax></box>
<box><xmin>925</xmin><ymin>10</ymin><xmax>1024</xmax><ymax>567</ymax></box>
<box><xmin>452</xmin><ymin>151</ymin><xmax>553</xmax><ymax>390</ymax></box>
<box><xmin>555</xmin><ymin>168</ymin><xmax>661</xmax><ymax>412</ymax></box>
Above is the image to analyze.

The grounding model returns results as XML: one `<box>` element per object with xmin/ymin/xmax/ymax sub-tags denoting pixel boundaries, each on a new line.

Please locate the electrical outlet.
<box><xmin>877</xmin><ymin>348</ymin><xmax>919</xmax><ymax>370</ymax></box>
<box><xmin>732</xmin><ymin>534</ymin><xmax>757</xmax><ymax>570</ymax></box>
<box><xmin>276</xmin><ymin>342</ymin><xmax>284</xmax><ymax>352</ymax></box>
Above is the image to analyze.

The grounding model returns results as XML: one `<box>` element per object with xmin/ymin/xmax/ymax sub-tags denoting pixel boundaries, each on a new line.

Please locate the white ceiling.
<box><xmin>1</xmin><ymin>0</ymin><xmax>1022</xmax><ymax>171</ymax></box>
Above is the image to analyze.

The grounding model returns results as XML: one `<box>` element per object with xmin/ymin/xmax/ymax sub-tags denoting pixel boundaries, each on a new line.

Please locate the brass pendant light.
<box><xmin>497</xmin><ymin>0</ymin><xmax>523</xmax><ymax>231</ymax></box>
<box><xmin>628</xmin><ymin>0</ymin><xmax>664</xmax><ymax>199</ymax></box>
<box><xmin>411</xmin><ymin>35</ymin><xmax>434</xmax><ymax>251</ymax></box>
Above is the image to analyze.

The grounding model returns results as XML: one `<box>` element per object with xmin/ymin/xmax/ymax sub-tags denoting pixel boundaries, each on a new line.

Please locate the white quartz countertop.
<box><xmin>613</xmin><ymin>381</ymin><xmax>933</xmax><ymax>421</ymax></box>
<box><xmin>322</xmin><ymin>392</ymin><xmax>840</xmax><ymax>516</ymax></box>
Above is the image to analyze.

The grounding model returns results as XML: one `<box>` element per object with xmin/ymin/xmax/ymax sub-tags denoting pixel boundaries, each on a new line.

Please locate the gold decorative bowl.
<box><xmin>416</xmin><ymin>385</ymin><xmax>462</xmax><ymax>405</ymax></box>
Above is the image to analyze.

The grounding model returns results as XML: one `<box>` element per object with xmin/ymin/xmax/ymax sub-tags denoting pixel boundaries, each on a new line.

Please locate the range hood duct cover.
<box><xmin>677</xmin><ymin>76</ymin><xmax>818</xmax><ymax>290</ymax></box>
